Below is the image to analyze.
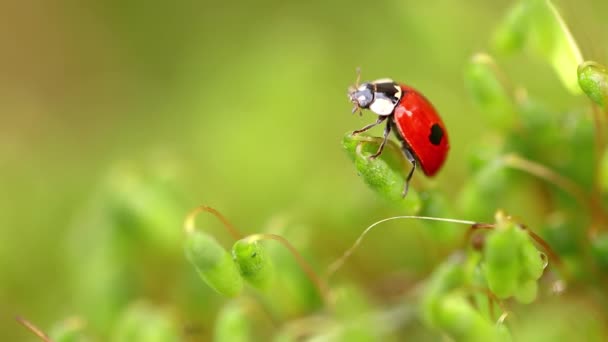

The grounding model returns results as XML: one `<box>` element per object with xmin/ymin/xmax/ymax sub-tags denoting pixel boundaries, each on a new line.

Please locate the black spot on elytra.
<box><xmin>429</xmin><ymin>123</ymin><xmax>444</xmax><ymax>146</ymax></box>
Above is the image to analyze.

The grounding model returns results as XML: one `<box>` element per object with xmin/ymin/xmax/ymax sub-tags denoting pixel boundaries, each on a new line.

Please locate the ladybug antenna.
<box><xmin>348</xmin><ymin>67</ymin><xmax>364</xmax><ymax>116</ymax></box>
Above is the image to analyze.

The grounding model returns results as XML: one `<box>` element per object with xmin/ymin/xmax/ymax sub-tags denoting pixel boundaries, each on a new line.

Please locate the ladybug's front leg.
<box><xmin>401</xmin><ymin>146</ymin><xmax>417</xmax><ymax>198</ymax></box>
<box><xmin>369</xmin><ymin>119</ymin><xmax>391</xmax><ymax>160</ymax></box>
<box><xmin>352</xmin><ymin>116</ymin><xmax>387</xmax><ymax>135</ymax></box>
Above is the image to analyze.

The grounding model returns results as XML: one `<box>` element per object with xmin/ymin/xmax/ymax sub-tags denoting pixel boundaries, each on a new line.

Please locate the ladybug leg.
<box><xmin>402</xmin><ymin>147</ymin><xmax>417</xmax><ymax>198</ymax></box>
<box><xmin>369</xmin><ymin>119</ymin><xmax>391</xmax><ymax>159</ymax></box>
<box><xmin>352</xmin><ymin>116</ymin><xmax>387</xmax><ymax>135</ymax></box>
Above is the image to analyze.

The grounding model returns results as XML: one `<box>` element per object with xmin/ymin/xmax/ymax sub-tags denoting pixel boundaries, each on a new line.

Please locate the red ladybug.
<box><xmin>348</xmin><ymin>71</ymin><xmax>449</xmax><ymax>197</ymax></box>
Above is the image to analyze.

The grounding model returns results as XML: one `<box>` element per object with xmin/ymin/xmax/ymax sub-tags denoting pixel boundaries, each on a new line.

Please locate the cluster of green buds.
<box><xmin>483</xmin><ymin>212</ymin><xmax>546</xmax><ymax>303</ymax></box>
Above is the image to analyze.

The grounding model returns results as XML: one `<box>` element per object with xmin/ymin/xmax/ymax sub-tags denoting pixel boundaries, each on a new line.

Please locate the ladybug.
<box><xmin>348</xmin><ymin>70</ymin><xmax>449</xmax><ymax>197</ymax></box>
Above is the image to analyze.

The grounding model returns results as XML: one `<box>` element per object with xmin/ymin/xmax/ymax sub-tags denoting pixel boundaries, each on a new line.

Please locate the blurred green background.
<box><xmin>1</xmin><ymin>0</ymin><xmax>608</xmax><ymax>340</ymax></box>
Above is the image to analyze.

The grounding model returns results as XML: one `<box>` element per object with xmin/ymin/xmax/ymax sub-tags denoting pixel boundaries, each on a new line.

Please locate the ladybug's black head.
<box><xmin>348</xmin><ymin>83</ymin><xmax>374</xmax><ymax>112</ymax></box>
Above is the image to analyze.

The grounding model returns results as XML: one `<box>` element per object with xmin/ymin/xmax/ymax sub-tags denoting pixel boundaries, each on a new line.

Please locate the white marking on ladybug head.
<box><xmin>371</xmin><ymin>78</ymin><xmax>394</xmax><ymax>84</ymax></box>
<box><xmin>369</xmin><ymin>97</ymin><xmax>396</xmax><ymax>115</ymax></box>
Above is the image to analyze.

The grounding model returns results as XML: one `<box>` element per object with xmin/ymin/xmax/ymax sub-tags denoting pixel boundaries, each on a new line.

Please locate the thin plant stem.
<box><xmin>326</xmin><ymin>216</ymin><xmax>478</xmax><ymax>279</ymax></box>
<box><xmin>15</xmin><ymin>316</ymin><xmax>53</xmax><ymax>342</ymax></box>
<box><xmin>244</xmin><ymin>233</ymin><xmax>331</xmax><ymax>308</ymax></box>
<box><xmin>184</xmin><ymin>205</ymin><xmax>242</xmax><ymax>239</ymax></box>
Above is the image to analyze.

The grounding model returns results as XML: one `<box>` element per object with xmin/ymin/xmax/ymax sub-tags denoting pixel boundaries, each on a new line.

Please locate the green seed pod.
<box><xmin>184</xmin><ymin>231</ymin><xmax>243</xmax><ymax>297</ymax></box>
<box><xmin>513</xmin><ymin>279</ymin><xmax>538</xmax><ymax>304</ymax></box>
<box><xmin>483</xmin><ymin>220</ymin><xmax>524</xmax><ymax>298</ymax></box>
<box><xmin>214</xmin><ymin>301</ymin><xmax>252</xmax><ymax>342</ymax></box>
<box><xmin>464</xmin><ymin>53</ymin><xmax>517</xmax><ymax>130</ymax></box>
<box><xmin>520</xmin><ymin>238</ymin><xmax>545</xmax><ymax>280</ymax></box>
<box><xmin>435</xmin><ymin>294</ymin><xmax>497</xmax><ymax>342</ymax></box>
<box><xmin>578</xmin><ymin>61</ymin><xmax>608</xmax><ymax>109</ymax></box>
<box><xmin>232</xmin><ymin>239</ymin><xmax>273</xmax><ymax>290</ymax></box>
<box><xmin>343</xmin><ymin>133</ymin><xmax>421</xmax><ymax>213</ymax></box>
<box><xmin>492</xmin><ymin>0</ymin><xmax>530</xmax><ymax>54</ymax></box>
<box><xmin>111</xmin><ymin>303</ymin><xmax>180</xmax><ymax>342</ymax></box>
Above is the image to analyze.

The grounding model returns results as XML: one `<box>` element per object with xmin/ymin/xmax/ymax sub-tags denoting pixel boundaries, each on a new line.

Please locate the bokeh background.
<box><xmin>2</xmin><ymin>0</ymin><xmax>608</xmax><ymax>340</ymax></box>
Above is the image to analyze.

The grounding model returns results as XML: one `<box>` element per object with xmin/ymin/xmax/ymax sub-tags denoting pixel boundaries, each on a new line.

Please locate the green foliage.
<box><xmin>493</xmin><ymin>0</ymin><xmax>583</xmax><ymax>93</ymax></box>
<box><xmin>184</xmin><ymin>231</ymin><xmax>243</xmax><ymax>297</ymax></box>
<box><xmin>111</xmin><ymin>303</ymin><xmax>180</xmax><ymax>342</ymax></box>
<box><xmin>10</xmin><ymin>0</ymin><xmax>608</xmax><ymax>341</ymax></box>
<box><xmin>49</xmin><ymin>318</ymin><xmax>89</xmax><ymax>342</ymax></box>
<box><xmin>214</xmin><ymin>301</ymin><xmax>253</xmax><ymax>342</ymax></box>
<box><xmin>342</xmin><ymin>133</ymin><xmax>421</xmax><ymax>213</ymax></box>
<box><xmin>464</xmin><ymin>53</ymin><xmax>516</xmax><ymax>130</ymax></box>
<box><xmin>483</xmin><ymin>214</ymin><xmax>544</xmax><ymax>303</ymax></box>
<box><xmin>591</xmin><ymin>233</ymin><xmax>608</xmax><ymax>270</ymax></box>
<box><xmin>232</xmin><ymin>239</ymin><xmax>274</xmax><ymax>290</ymax></box>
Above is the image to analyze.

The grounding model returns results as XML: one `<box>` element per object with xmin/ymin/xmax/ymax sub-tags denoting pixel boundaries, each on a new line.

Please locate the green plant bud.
<box><xmin>492</xmin><ymin>0</ymin><xmax>530</xmax><ymax>54</ymax></box>
<box><xmin>591</xmin><ymin>233</ymin><xmax>608</xmax><ymax>270</ymax></box>
<box><xmin>111</xmin><ymin>303</ymin><xmax>180</xmax><ymax>342</ymax></box>
<box><xmin>464</xmin><ymin>53</ymin><xmax>517</xmax><ymax>130</ymax></box>
<box><xmin>49</xmin><ymin>318</ymin><xmax>88</xmax><ymax>342</ymax></box>
<box><xmin>184</xmin><ymin>231</ymin><xmax>243</xmax><ymax>297</ymax></box>
<box><xmin>435</xmin><ymin>294</ymin><xmax>497</xmax><ymax>342</ymax></box>
<box><xmin>421</xmin><ymin>257</ymin><xmax>466</xmax><ymax>326</ymax></box>
<box><xmin>483</xmin><ymin>221</ymin><xmax>524</xmax><ymax>298</ymax></box>
<box><xmin>520</xmin><ymin>239</ymin><xmax>545</xmax><ymax>280</ymax></box>
<box><xmin>214</xmin><ymin>301</ymin><xmax>252</xmax><ymax>342</ymax></box>
<box><xmin>232</xmin><ymin>239</ymin><xmax>273</xmax><ymax>290</ymax></box>
<box><xmin>513</xmin><ymin>279</ymin><xmax>538</xmax><ymax>304</ymax></box>
<box><xmin>343</xmin><ymin>133</ymin><xmax>421</xmax><ymax>213</ymax></box>
<box><xmin>578</xmin><ymin>61</ymin><xmax>608</xmax><ymax>109</ymax></box>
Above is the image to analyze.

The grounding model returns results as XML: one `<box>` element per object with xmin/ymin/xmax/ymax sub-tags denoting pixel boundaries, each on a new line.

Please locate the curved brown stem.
<box><xmin>245</xmin><ymin>233</ymin><xmax>331</xmax><ymax>308</ymax></box>
<box><xmin>16</xmin><ymin>316</ymin><xmax>53</xmax><ymax>342</ymax></box>
<box><xmin>517</xmin><ymin>224</ymin><xmax>562</xmax><ymax>267</ymax></box>
<box><xmin>184</xmin><ymin>205</ymin><xmax>242</xmax><ymax>240</ymax></box>
<box><xmin>463</xmin><ymin>223</ymin><xmax>494</xmax><ymax>247</ymax></box>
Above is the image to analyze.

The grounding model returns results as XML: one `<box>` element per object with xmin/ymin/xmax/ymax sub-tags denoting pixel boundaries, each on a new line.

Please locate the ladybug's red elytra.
<box><xmin>348</xmin><ymin>70</ymin><xmax>449</xmax><ymax>197</ymax></box>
